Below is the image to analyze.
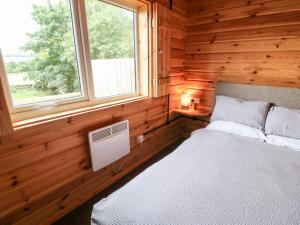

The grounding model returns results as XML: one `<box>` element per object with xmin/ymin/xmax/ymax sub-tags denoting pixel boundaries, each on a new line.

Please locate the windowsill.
<box><xmin>13</xmin><ymin>95</ymin><xmax>150</xmax><ymax>130</ymax></box>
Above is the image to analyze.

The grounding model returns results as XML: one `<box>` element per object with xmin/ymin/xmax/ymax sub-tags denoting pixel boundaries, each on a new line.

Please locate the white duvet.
<box><xmin>91</xmin><ymin>129</ymin><xmax>300</xmax><ymax>225</ymax></box>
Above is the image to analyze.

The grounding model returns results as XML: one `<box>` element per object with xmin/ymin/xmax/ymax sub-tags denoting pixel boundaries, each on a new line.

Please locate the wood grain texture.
<box><xmin>0</xmin><ymin>97</ymin><xmax>184</xmax><ymax>225</ymax></box>
<box><xmin>153</xmin><ymin>0</ymin><xmax>186</xmax><ymax>106</ymax></box>
<box><xmin>153</xmin><ymin>2</ymin><xmax>171</xmax><ymax>98</ymax></box>
<box><xmin>0</xmin><ymin>0</ymin><xmax>187</xmax><ymax>224</ymax></box>
<box><xmin>185</xmin><ymin>0</ymin><xmax>300</xmax><ymax>111</ymax></box>
<box><xmin>188</xmin><ymin>0</ymin><xmax>300</xmax><ymax>25</ymax></box>
<box><xmin>5</xmin><ymin>1</ymin><xmax>300</xmax><ymax>224</ymax></box>
<box><xmin>0</xmin><ymin>51</ymin><xmax>13</xmax><ymax>137</ymax></box>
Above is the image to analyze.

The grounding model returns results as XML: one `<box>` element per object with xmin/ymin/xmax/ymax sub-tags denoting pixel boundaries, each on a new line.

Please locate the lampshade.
<box><xmin>181</xmin><ymin>93</ymin><xmax>191</xmax><ymax>108</ymax></box>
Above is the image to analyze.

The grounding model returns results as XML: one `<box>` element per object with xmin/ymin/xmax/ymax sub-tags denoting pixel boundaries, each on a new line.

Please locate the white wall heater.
<box><xmin>88</xmin><ymin>120</ymin><xmax>130</xmax><ymax>172</ymax></box>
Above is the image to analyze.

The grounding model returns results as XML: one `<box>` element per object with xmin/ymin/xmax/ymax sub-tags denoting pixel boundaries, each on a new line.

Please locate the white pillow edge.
<box><xmin>205</xmin><ymin>120</ymin><xmax>266</xmax><ymax>141</ymax></box>
<box><xmin>265</xmin><ymin>134</ymin><xmax>300</xmax><ymax>151</ymax></box>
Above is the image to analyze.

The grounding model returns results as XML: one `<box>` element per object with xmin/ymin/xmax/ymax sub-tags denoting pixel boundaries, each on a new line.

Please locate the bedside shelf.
<box><xmin>173</xmin><ymin>108</ymin><xmax>210</xmax><ymax>117</ymax></box>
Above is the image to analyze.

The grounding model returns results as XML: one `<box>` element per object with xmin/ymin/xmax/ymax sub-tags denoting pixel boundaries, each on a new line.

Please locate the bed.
<box><xmin>91</xmin><ymin>83</ymin><xmax>300</xmax><ymax>225</ymax></box>
<box><xmin>91</xmin><ymin>128</ymin><xmax>300</xmax><ymax>225</ymax></box>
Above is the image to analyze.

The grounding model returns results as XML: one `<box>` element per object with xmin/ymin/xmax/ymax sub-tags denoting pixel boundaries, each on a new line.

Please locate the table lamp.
<box><xmin>181</xmin><ymin>93</ymin><xmax>191</xmax><ymax>109</ymax></box>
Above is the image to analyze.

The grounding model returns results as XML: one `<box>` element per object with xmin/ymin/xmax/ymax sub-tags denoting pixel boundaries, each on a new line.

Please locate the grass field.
<box><xmin>11</xmin><ymin>87</ymin><xmax>52</xmax><ymax>100</ymax></box>
<box><xmin>6</xmin><ymin>58</ymin><xmax>133</xmax><ymax>106</ymax></box>
<box><xmin>7</xmin><ymin>73</ymin><xmax>80</xmax><ymax>106</ymax></box>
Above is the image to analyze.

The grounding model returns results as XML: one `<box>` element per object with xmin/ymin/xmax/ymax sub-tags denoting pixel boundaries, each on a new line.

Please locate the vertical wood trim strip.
<box><xmin>153</xmin><ymin>2</ymin><xmax>171</xmax><ymax>97</ymax></box>
<box><xmin>0</xmin><ymin>50</ymin><xmax>13</xmax><ymax>136</ymax></box>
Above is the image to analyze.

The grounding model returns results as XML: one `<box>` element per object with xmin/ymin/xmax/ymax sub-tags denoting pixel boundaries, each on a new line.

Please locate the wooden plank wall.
<box><xmin>0</xmin><ymin>98</ymin><xmax>183</xmax><ymax>225</ymax></box>
<box><xmin>169</xmin><ymin>0</ymin><xmax>187</xmax><ymax>110</ymax></box>
<box><xmin>185</xmin><ymin>0</ymin><xmax>300</xmax><ymax>111</ymax></box>
<box><xmin>0</xmin><ymin>1</ymin><xmax>187</xmax><ymax>224</ymax></box>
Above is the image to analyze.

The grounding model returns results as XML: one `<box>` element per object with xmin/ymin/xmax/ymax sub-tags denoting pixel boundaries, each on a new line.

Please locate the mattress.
<box><xmin>91</xmin><ymin>129</ymin><xmax>300</xmax><ymax>225</ymax></box>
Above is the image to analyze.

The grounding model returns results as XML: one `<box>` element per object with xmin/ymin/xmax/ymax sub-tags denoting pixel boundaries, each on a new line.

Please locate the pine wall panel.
<box><xmin>169</xmin><ymin>0</ymin><xmax>187</xmax><ymax>109</ymax></box>
<box><xmin>0</xmin><ymin>0</ymin><xmax>187</xmax><ymax>224</ymax></box>
<box><xmin>185</xmin><ymin>0</ymin><xmax>300</xmax><ymax>110</ymax></box>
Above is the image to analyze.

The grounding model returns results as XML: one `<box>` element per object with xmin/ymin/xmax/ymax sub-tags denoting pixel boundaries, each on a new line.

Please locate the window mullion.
<box><xmin>76</xmin><ymin>0</ymin><xmax>96</xmax><ymax>104</ymax></box>
<box><xmin>71</xmin><ymin>0</ymin><xmax>90</xmax><ymax>102</ymax></box>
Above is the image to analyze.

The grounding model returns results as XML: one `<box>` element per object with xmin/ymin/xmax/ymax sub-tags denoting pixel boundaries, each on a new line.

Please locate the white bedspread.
<box><xmin>91</xmin><ymin>129</ymin><xmax>300</xmax><ymax>225</ymax></box>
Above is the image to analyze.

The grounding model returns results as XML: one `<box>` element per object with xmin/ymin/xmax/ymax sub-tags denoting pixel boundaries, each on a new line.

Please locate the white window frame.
<box><xmin>0</xmin><ymin>0</ymin><xmax>149</xmax><ymax>122</ymax></box>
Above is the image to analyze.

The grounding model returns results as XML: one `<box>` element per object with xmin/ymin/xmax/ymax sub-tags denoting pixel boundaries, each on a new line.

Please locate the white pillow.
<box><xmin>266</xmin><ymin>135</ymin><xmax>300</xmax><ymax>151</ymax></box>
<box><xmin>205</xmin><ymin>120</ymin><xmax>266</xmax><ymax>141</ymax></box>
<box><xmin>211</xmin><ymin>95</ymin><xmax>270</xmax><ymax>130</ymax></box>
<box><xmin>265</xmin><ymin>106</ymin><xmax>300</xmax><ymax>139</ymax></box>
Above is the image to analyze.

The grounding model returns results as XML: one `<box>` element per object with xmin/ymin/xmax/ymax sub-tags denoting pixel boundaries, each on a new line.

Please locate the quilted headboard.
<box><xmin>216</xmin><ymin>82</ymin><xmax>300</xmax><ymax>110</ymax></box>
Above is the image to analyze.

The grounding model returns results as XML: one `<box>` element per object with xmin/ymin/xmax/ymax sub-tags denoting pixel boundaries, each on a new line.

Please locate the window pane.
<box><xmin>0</xmin><ymin>0</ymin><xmax>82</xmax><ymax>107</ymax></box>
<box><xmin>86</xmin><ymin>0</ymin><xmax>137</xmax><ymax>99</ymax></box>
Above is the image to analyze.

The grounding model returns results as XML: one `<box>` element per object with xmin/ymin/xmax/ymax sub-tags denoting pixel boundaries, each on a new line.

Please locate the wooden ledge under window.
<box><xmin>13</xmin><ymin>96</ymin><xmax>150</xmax><ymax>130</ymax></box>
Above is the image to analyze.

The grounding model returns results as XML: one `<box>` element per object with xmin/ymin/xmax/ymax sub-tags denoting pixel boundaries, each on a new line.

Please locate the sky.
<box><xmin>0</xmin><ymin>0</ymin><xmax>134</xmax><ymax>58</ymax></box>
<box><xmin>0</xmin><ymin>0</ymin><xmax>61</xmax><ymax>56</ymax></box>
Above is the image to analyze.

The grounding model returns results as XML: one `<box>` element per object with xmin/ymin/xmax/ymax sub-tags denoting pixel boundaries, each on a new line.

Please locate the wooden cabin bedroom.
<box><xmin>0</xmin><ymin>0</ymin><xmax>300</xmax><ymax>224</ymax></box>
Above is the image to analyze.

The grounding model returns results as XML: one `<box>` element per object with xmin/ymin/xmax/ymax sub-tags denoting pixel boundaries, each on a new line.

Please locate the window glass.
<box><xmin>0</xmin><ymin>0</ymin><xmax>82</xmax><ymax>106</ymax></box>
<box><xmin>85</xmin><ymin>0</ymin><xmax>137</xmax><ymax>99</ymax></box>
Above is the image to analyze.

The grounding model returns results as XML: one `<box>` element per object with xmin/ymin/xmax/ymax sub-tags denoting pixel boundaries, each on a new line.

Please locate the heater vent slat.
<box><xmin>91</xmin><ymin>127</ymin><xmax>111</xmax><ymax>143</ymax></box>
<box><xmin>112</xmin><ymin>121</ymin><xmax>128</xmax><ymax>134</ymax></box>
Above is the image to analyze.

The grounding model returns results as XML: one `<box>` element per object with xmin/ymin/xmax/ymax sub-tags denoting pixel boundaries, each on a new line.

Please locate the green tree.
<box><xmin>23</xmin><ymin>1</ymin><xmax>79</xmax><ymax>94</ymax></box>
<box><xmin>5</xmin><ymin>61</ymin><xmax>29</xmax><ymax>74</ymax></box>
<box><xmin>23</xmin><ymin>0</ymin><xmax>134</xmax><ymax>94</ymax></box>
<box><xmin>85</xmin><ymin>0</ymin><xmax>134</xmax><ymax>59</ymax></box>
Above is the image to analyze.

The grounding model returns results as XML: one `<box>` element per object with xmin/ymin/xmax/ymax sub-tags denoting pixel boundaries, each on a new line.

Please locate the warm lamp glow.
<box><xmin>181</xmin><ymin>93</ymin><xmax>191</xmax><ymax>108</ymax></box>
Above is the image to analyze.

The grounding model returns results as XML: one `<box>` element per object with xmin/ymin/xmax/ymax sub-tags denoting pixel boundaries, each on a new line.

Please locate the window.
<box><xmin>86</xmin><ymin>0</ymin><xmax>138</xmax><ymax>99</ymax></box>
<box><xmin>0</xmin><ymin>0</ymin><xmax>85</xmax><ymax>108</ymax></box>
<box><xmin>0</xmin><ymin>0</ymin><xmax>149</xmax><ymax>121</ymax></box>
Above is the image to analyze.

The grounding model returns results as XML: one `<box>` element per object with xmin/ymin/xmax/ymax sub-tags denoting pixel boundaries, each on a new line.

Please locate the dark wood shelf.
<box><xmin>173</xmin><ymin>108</ymin><xmax>210</xmax><ymax>117</ymax></box>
